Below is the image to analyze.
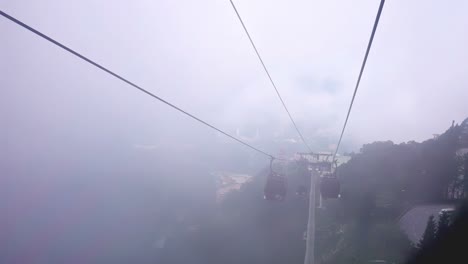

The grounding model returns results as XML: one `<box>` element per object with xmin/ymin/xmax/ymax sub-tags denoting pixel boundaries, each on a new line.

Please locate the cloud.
<box><xmin>2</xmin><ymin>0</ymin><xmax>467</xmax><ymax>154</ymax></box>
<box><xmin>133</xmin><ymin>144</ymin><xmax>159</xmax><ymax>151</ymax></box>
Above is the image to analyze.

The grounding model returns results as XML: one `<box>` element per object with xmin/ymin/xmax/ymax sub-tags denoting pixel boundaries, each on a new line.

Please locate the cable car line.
<box><xmin>0</xmin><ymin>9</ymin><xmax>281</xmax><ymax>160</ymax></box>
<box><xmin>228</xmin><ymin>0</ymin><xmax>313</xmax><ymax>153</ymax></box>
<box><xmin>332</xmin><ymin>0</ymin><xmax>385</xmax><ymax>162</ymax></box>
<box><xmin>305</xmin><ymin>3</ymin><xmax>385</xmax><ymax>263</ymax></box>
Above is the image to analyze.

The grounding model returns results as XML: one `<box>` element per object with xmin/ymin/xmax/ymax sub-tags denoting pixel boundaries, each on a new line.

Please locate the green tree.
<box><xmin>436</xmin><ymin>211</ymin><xmax>450</xmax><ymax>239</ymax></box>
<box><xmin>418</xmin><ymin>215</ymin><xmax>436</xmax><ymax>249</ymax></box>
<box><xmin>461</xmin><ymin>154</ymin><xmax>468</xmax><ymax>197</ymax></box>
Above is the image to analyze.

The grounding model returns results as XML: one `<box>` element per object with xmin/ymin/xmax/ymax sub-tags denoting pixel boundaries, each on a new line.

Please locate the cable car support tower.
<box><xmin>303</xmin><ymin>152</ymin><xmax>334</xmax><ymax>264</ymax></box>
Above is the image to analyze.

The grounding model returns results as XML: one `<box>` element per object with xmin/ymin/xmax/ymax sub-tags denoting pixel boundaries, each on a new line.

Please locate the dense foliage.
<box><xmin>160</xmin><ymin>118</ymin><xmax>468</xmax><ymax>264</ymax></box>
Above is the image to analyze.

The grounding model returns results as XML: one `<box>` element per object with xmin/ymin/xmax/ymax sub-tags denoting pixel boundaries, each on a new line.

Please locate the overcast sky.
<box><xmin>2</xmin><ymin>0</ymin><xmax>468</xmax><ymax>155</ymax></box>
<box><xmin>2</xmin><ymin>1</ymin><xmax>468</xmax><ymax>262</ymax></box>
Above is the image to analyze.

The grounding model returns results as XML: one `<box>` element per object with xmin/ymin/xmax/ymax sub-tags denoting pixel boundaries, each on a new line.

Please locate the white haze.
<box><xmin>1</xmin><ymin>0</ymin><xmax>468</xmax><ymax>263</ymax></box>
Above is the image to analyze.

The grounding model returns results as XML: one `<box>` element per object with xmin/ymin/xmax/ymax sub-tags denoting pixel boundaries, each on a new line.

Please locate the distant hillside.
<box><xmin>160</xmin><ymin>118</ymin><xmax>468</xmax><ymax>264</ymax></box>
<box><xmin>458</xmin><ymin>118</ymin><xmax>468</xmax><ymax>151</ymax></box>
<box><xmin>339</xmin><ymin>117</ymin><xmax>468</xmax><ymax>209</ymax></box>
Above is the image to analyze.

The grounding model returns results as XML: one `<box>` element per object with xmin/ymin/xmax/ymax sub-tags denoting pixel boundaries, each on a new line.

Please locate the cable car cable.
<box><xmin>0</xmin><ymin>9</ymin><xmax>282</xmax><ymax>160</ymax></box>
<box><xmin>228</xmin><ymin>0</ymin><xmax>313</xmax><ymax>153</ymax></box>
<box><xmin>332</xmin><ymin>0</ymin><xmax>385</xmax><ymax>162</ymax></box>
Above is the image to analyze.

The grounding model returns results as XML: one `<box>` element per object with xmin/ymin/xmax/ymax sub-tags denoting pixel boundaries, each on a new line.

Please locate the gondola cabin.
<box><xmin>296</xmin><ymin>185</ymin><xmax>308</xmax><ymax>197</ymax></box>
<box><xmin>317</xmin><ymin>162</ymin><xmax>332</xmax><ymax>173</ymax></box>
<box><xmin>320</xmin><ymin>175</ymin><xmax>340</xmax><ymax>199</ymax></box>
<box><xmin>264</xmin><ymin>172</ymin><xmax>287</xmax><ymax>201</ymax></box>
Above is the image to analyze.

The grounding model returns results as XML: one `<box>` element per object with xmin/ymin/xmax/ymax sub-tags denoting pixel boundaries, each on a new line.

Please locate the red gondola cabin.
<box><xmin>264</xmin><ymin>172</ymin><xmax>287</xmax><ymax>201</ymax></box>
<box><xmin>320</xmin><ymin>176</ymin><xmax>340</xmax><ymax>199</ymax></box>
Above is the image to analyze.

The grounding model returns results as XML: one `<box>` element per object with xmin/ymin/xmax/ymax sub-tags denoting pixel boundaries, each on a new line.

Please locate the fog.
<box><xmin>1</xmin><ymin>0</ymin><xmax>468</xmax><ymax>263</ymax></box>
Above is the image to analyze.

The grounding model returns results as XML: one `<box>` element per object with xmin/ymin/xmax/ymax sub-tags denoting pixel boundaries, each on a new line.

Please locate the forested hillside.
<box><xmin>160</xmin><ymin>118</ymin><xmax>468</xmax><ymax>264</ymax></box>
